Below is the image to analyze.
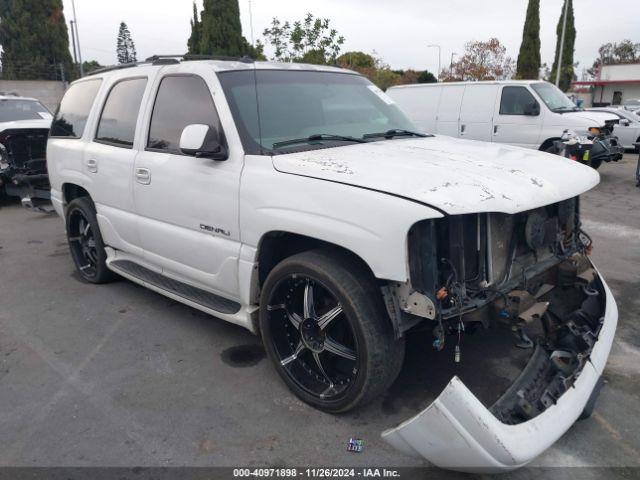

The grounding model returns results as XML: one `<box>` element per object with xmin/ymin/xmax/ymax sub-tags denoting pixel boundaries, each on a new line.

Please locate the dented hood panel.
<box><xmin>272</xmin><ymin>137</ymin><xmax>600</xmax><ymax>215</ymax></box>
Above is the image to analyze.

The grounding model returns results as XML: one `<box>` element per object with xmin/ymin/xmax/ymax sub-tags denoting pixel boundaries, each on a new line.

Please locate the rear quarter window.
<box><xmin>50</xmin><ymin>79</ymin><xmax>102</xmax><ymax>138</ymax></box>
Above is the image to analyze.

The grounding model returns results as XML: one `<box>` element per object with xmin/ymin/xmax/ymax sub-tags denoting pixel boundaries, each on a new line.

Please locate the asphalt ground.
<box><xmin>0</xmin><ymin>154</ymin><xmax>638</xmax><ymax>479</ymax></box>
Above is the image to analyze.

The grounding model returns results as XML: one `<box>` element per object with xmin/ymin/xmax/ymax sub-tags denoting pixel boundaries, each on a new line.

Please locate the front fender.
<box><xmin>240</xmin><ymin>155</ymin><xmax>443</xmax><ymax>282</ymax></box>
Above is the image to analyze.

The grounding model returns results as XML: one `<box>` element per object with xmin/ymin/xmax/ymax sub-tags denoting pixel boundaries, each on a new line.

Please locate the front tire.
<box><xmin>259</xmin><ymin>249</ymin><xmax>404</xmax><ymax>413</ymax></box>
<box><xmin>65</xmin><ymin>197</ymin><xmax>116</xmax><ymax>284</ymax></box>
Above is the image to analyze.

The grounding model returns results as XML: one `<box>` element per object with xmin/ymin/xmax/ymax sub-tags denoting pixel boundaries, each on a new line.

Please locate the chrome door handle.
<box><xmin>135</xmin><ymin>167</ymin><xmax>151</xmax><ymax>185</ymax></box>
<box><xmin>86</xmin><ymin>158</ymin><xmax>98</xmax><ymax>173</ymax></box>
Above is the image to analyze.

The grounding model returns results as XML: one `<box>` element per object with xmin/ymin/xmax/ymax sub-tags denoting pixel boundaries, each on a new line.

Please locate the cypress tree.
<box><xmin>0</xmin><ymin>0</ymin><xmax>74</xmax><ymax>80</ymax></box>
<box><xmin>116</xmin><ymin>22</ymin><xmax>137</xmax><ymax>64</ymax></box>
<box><xmin>187</xmin><ymin>2</ymin><xmax>202</xmax><ymax>54</ymax></box>
<box><xmin>198</xmin><ymin>0</ymin><xmax>252</xmax><ymax>57</ymax></box>
<box><xmin>550</xmin><ymin>0</ymin><xmax>576</xmax><ymax>91</ymax></box>
<box><xmin>515</xmin><ymin>0</ymin><xmax>541</xmax><ymax>79</ymax></box>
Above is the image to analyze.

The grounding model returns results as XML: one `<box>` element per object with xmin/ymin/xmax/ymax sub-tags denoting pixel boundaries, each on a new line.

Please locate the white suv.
<box><xmin>47</xmin><ymin>57</ymin><xmax>617</xmax><ymax>472</ymax></box>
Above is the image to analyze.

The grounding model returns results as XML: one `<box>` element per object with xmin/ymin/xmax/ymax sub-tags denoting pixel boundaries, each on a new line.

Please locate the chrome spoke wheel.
<box><xmin>266</xmin><ymin>275</ymin><xmax>358</xmax><ymax>402</ymax></box>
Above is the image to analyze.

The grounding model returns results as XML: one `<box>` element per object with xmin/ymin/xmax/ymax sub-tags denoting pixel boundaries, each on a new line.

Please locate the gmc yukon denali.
<box><xmin>46</xmin><ymin>56</ymin><xmax>617</xmax><ymax>472</ymax></box>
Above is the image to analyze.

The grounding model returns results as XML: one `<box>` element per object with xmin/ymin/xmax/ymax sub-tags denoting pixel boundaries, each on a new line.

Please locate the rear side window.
<box><xmin>50</xmin><ymin>79</ymin><xmax>102</xmax><ymax>138</ymax></box>
<box><xmin>499</xmin><ymin>86</ymin><xmax>538</xmax><ymax>115</ymax></box>
<box><xmin>147</xmin><ymin>75</ymin><xmax>221</xmax><ymax>154</ymax></box>
<box><xmin>95</xmin><ymin>77</ymin><xmax>147</xmax><ymax>148</ymax></box>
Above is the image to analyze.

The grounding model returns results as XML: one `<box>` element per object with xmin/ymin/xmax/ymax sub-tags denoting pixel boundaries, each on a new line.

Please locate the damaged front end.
<box><xmin>0</xmin><ymin>128</ymin><xmax>51</xmax><ymax>209</ymax></box>
<box><xmin>383</xmin><ymin>198</ymin><xmax>617</xmax><ymax>472</ymax></box>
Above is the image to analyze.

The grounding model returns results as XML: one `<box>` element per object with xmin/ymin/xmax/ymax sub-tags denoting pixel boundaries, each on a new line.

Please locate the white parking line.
<box><xmin>581</xmin><ymin>219</ymin><xmax>640</xmax><ymax>241</ymax></box>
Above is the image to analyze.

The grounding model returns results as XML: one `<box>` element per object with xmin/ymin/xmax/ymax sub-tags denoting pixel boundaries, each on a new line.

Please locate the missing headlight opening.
<box><xmin>403</xmin><ymin>197</ymin><xmax>605</xmax><ymax>424</ymax></box>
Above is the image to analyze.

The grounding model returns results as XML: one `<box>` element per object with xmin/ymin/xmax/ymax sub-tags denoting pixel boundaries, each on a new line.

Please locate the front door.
<box><xmin>492</xmin><ymin>85</ymin><xmax>543</xmax><ymax>149</ymax></box>
<box><xmin>133</xmin><ymin>71</ymin><xmax>242</xmax><ymax>300</ymax></box>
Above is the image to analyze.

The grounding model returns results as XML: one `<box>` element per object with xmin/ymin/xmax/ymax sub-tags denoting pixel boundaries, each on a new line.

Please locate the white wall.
<box><xmin>600</xmin><ymin>64</ymin><xmax>640</xmax><ymax>82</ymax></box>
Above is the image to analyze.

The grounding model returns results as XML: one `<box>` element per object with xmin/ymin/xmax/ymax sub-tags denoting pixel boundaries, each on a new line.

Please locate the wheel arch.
<box><xmin>539</xmin><ymin>137</ymin><xmax>561</xmax><ymax>151</ymax></box>
<box><xmin>62</xmin><ymin>182</ymin><xmax>91</xmax><ymax>205</ymax></box>
<box><xmin>255</xmin><ymin>230</ymin><xmax>377</xmax><ymax>293</ymax></box>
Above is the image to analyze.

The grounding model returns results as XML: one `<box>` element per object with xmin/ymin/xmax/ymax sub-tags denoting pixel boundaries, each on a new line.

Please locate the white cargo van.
<box><xmin>387</xmin><ymin>80</ymin><xmax>619</xmax><ymax>151</ymax></box>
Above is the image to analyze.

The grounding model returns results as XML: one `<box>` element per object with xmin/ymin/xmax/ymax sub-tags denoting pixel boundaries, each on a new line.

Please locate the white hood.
<box><xmin>272</xmin><ymin>136</ymin><xmax>600</xmax><ymax>215</ymax></box>
<box><xmin>0</xmin><ymin>118</ymin><xmax>52</xmax><ymax>132</ymax></box>
<box><xmin>562</xmin><ymin>110</ymin><xmax>619</xmax><ymax>125</ymax></box>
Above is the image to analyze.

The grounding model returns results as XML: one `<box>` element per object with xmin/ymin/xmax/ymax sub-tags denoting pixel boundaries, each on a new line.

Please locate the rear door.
<box><xmin>84</xmin><ymin>75</ymin><xmax>149</xmax><ymax>255</ymax></box>
<box><xmin>436</xmin><ymin>85</ymin><xmax>465</xmax><ymax>138</ymax></box>
<box><xmin>388</xmin><ymin>85</ymin><xmax>441</xmax><ymax>133</ymax></box>
<box><xmin>492</xmin><ymin>85</ymin><xmax>543</xmax><ymax>148</ymax></box>
<box><xmin>459</xmin><ymin>84</ymin><xmax>499</xmax><ymax>142</ymax></box>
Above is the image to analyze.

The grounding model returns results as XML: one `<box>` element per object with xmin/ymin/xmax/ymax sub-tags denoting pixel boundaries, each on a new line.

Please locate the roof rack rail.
<box><xmin>86</xmin><ymin>53</ymin><xmax>256</xmax><ymax>77</ymax></box>
<box><xmin>146</xmin><ymin>54</ymin><xmax>255</xmax><ymax>64</ymax></box>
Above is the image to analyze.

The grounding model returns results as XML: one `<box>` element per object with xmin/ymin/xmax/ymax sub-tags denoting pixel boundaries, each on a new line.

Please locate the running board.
<box><xmin>109</xmin><ymin>259</ymin><xmax>241</xmax><ymax>315</ymax></box>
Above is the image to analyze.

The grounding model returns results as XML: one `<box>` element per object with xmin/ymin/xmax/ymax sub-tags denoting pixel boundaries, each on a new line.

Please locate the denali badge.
<box><xmin>200</xmin><ymin>224</ymin><xmax>231</xmax><ymax>236</ymax></box>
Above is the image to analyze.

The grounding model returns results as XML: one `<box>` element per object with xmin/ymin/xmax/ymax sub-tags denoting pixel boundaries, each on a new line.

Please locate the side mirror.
<box><xmin>524</xmin><ymin>102</ymin><xmax>540</xmax><ymax>116</ymax></box>
<box><xmin>179</xmin><ymin>124</ymin><xmax>228</xmax><ymax>161</ymax></box>
<box><xmin>620</xmin><ymin>119</ymin><xmax>631</xmax><ymax>127</ymax></box>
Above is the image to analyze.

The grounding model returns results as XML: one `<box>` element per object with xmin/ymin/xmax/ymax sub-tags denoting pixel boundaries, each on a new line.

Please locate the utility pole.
<box><xmin>248</xmin><ymin>0</ymin><xmax>255</xmax><ymax>47</ymax></box>
<box><xmin>427</xmin><ymin>44</ymin><xmax>441</xmax><ymax>82</ymax></box>
<box><xmin>71</xmin><ymin>0</ymin><xmax>84</xmax><ymax>77</ymax></box>
<box><xmin>70</xmin><ymin>20</ymin><xmax>78</xmax><ymax>71</ymax></box>
<box><xmin>555</xmin><ymin>0</ymin><xmax>569</xmax><ymax>87</ymax></box>
<box><xmin>450</xmin><ymin>52</ymin><xmax>456</xmax><ymax>70</ymax></box>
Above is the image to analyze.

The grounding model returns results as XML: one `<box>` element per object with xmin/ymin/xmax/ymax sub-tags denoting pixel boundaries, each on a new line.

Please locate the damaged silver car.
<box><xmin>0</xmin><ymin>94</ymin><xmax>52</xmax><ymax>208</ymax></box>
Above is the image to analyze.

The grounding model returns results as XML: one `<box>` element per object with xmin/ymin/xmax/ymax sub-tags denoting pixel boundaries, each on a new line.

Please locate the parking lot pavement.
<box><xmin>0</xmin><ymin>154</ymin><xmax>639</xmax><ymax>473</ymax></box>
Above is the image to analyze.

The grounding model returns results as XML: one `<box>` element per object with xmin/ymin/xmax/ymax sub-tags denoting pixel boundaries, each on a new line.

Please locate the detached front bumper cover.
<box><xmin>382</xmin><ymin>274</ymin><xmax>617</xmax><ymax>473</ymax></box>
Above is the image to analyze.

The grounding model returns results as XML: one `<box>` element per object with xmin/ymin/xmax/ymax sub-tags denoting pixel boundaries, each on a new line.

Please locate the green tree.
<box><xmin>263</xmin><ymin>13</ymin><xmax>345</xmax><ymax>64</ymax></box>
<box><xmin>200</xmin><ymin>0</ymin><xmax>249</xmax><ymax>56</ymax></box>
<box><xmin>187</xmin><ymin>2</ymin><xmax>202</xmax><ymax>54</ymax></box>
<box><xmin>336</xmin><ymin>51</ymin><xmax>375</xmax><ymax>69</ymax></box>
<box><xmin>116</xmin><ymin>22</ymin><xmax>137</xmax><ymax>64</ymax></box>
<box><xmin>82</xmin><ymin>60</ymin><xmax>103</xmax><ymax>74</ymax></box>
<box><xmin>550</xmin><ymin>0</ymin><xmax>576</xmax><ymax>91</ymax></box>
<box><xmin>0</xmin><ymin>0</ymin><xmax>74</xmax><ymax>80</ymax></box>
<box><xmin>515</xmin><ymin>0</ymin><xmax>541</xmax><ymax>79</ymax></box>
<box><xmin>417</xmin><ymin>70</ymin><xmax>437</xmax><ymax>83</ymax></box>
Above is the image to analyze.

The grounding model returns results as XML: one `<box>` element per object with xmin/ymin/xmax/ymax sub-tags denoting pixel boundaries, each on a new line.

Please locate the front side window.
<box><xmin>0</xmin><ymin>99</ymin><xmax>50</xmax><ymax>122</ymax></box>
<box><xmin>95</xmin><ymin>77</ymin><xmax>147</xmax><ymax>148</ymax></box>
<box><xmin>218</xmin><ymin>70</ymin><xmax>418</xmax><ymax>155</ymax></box>
<box><xmin>499</xmin><ymin>86</ymin><xmax>539</xmax><ymax>115</ymax></box>
<box><xmin>50</xmin><ymin>79</ymin><xmax>102</xmax><ymax>138</ymax></box>
<box><xmin>147</xmin><ymin>75</ymin><xmax>221</xmax><ymax>154</ymax></box>
<box><xmin>531</xmin><ymin>82</ymin><xmax>578</xmax><ymax>112</ymax></box>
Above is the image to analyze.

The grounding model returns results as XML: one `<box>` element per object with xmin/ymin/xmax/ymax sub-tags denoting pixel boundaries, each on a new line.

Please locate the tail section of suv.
<box><xmin>47</xmin><ymin>57</ymin><xmax>616</xmax><ymax>472</ymax></box>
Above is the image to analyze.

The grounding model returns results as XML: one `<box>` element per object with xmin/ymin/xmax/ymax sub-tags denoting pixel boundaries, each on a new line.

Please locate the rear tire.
<box><xmin>65</xmin><ymin>197</ymin><xmax>117</xmax><ymax>284</ymax></box>
<box><xmin>259</xmin><ymin>249</ymin><xmax>404</xmax><ymax>413</ymax></box>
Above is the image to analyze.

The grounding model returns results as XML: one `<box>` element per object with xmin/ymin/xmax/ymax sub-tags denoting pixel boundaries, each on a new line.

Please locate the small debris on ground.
<box><xmin>347</xmin><ymin>438</ymin><xmax>364</xmax><ymax>453</ymax></box>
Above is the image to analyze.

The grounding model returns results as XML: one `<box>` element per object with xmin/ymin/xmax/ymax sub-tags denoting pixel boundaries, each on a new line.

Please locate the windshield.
<box><xmin>0</xmin><ymin>99</ymin><xmax>51</xmax><ymax>122</ymax></box>
<box><xmin>218</xmin><ymin>69</ymin><xmax>419</xmax><ymax>154</ymax></box>
<box><xmin>531</xmin><ymin>82</ymin><xmax>578</xmax><ymax>112</ymax></box>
